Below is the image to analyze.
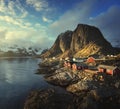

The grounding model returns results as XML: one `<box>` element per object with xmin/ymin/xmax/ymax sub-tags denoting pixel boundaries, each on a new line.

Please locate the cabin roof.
<box><xmin>87</xmin><ymin>56</ymin><xmax>95</xmax><ymax>59</ymax></box>
<box><xmin>98</xmin><ymin>64</ymin><xmax>118</xmax><ymax>70</ymax></box>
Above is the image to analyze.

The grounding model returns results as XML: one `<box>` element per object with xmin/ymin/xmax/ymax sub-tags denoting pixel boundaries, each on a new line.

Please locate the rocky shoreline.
<box><xmin>24</xmin><ymin>59</ymin><xmax>120</xmax><ymax>109</ymax></box>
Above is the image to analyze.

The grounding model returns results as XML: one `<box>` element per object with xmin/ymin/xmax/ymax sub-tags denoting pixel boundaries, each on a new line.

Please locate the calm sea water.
<box><xmin>0</xmin><ymin>57</ymin><xmax>50</xmax><ymax>109</ymax></box>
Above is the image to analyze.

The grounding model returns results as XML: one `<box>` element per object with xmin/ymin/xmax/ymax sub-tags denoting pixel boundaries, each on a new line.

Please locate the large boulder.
<box><xmin>24</xmin><ymin>88</ymin><xmax>74</xmax><ymax>109</ymax></box>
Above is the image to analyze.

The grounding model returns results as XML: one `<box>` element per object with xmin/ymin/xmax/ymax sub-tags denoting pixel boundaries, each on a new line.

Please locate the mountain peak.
<box><xmin>70</xmin><ymin>24</ymin><xmax>112</xmax><ymax>53</ymax></box>
<box><xmin>41</xmin><ymin>24</ymin><xmax>118</xmax><ymax>58</ymax></box>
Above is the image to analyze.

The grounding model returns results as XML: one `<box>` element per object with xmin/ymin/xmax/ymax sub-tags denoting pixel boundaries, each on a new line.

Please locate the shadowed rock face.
<box><xmin>70</xmin><ymin>24</ymin><xmax>112</xmax><ymax>53</ymax></box>
<box><xmin>41</xmin><ymin>24</ymin><xmax>115</xmax><ymax>58</ymax></box>
<box><xmin>40</xmin><ymin>31</ymin><xmax>73</xmax><ymax>58</ymax></box>
<box><xmin>24</xmin><ymin>88</ymin><xmax>74</xmax><ymax>109</ymax></box>
<box><xmin>54</xmin><ymin>30</ymin><xmax>73</xmax><ymax>53</ymax></box>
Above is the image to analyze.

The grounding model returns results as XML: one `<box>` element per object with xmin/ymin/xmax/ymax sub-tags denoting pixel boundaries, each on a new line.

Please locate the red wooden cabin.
<box><xmin>67</xmin><ymin>62</ymin><xmax>71</xmax><ymax>68</ymax></box>
<box><xmin>87</xmin><ymin>57</ymin><xmax>95</xmax><ymax>63</ymax></box>
<box><xmin>72</xmin><ymin>63</ymin><xmax>88</xmax><ymax>71</ymax></box>
<box><xmin>98</xmin><ymin>65</ymin><xmax>120</xmax><ymax>75</ymax></box>
<box><xmin>98</xmin><ymin>65</ymin><xmax>106</xmax><ymax>73</ymax></box>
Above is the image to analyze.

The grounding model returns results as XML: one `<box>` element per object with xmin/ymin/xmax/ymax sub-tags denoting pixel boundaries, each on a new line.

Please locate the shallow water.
<box><xmin>0</xmin><ymin>57</ymin><xmax>50</xmax><ymax>109</ymax></box>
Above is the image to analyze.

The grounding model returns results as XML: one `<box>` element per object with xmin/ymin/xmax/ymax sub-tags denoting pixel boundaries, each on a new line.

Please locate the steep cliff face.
<box><xmin>40</xmin><ymin>31</ymin><xmax>73</xmax><ymax>58</ymax></box>
<box><xmin>41</xmin><ymin>24</ymin><xmax>115</xmax><ymax>58</ymax></box>
<box><xmin>59</xmin><ymin>31</ymin><xmax>73</xmax><ymax>53</ymax></box>
<box><xmin>74</xmin><ymin>42</ymin><xmax>101</xmax><ymax>57</ymax></box>
<box><xmin>70</xmin><ymin>24</ymin><xmax>112</xmax><ymax>53</ymax></box>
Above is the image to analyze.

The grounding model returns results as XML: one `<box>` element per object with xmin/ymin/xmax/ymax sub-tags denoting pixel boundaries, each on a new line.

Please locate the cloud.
<box><xmin>0</xmin><ymin>0</ymin><xmax>6</xmax><ymax>13</ymax></box>
<box><xmin>49</xmin><ymin>0</ymin><xmax>96</xmax><ymax>37</ymax></box>
<box><xmin>0</xmin><ymin>0</ymin><xmax>28</xmax><ymax>18</ymax></box>
<box><xmin>89</xmin><ymin>5</ymin><xmax>120</xmax><ymax>47</ymax></box>
<box><xmin>0</xmin><ymin>25</ymin><xmax>52</xmax><ymax>49</ymax></box>
<box><xmin>1</xmin><ymin>0</ymin><xmax>120</xmax><ymax>49</ymax></box>
<box><xmin>7</xmin><ymin>1</ymin><xmax>16</xmax><ymax>16</ymax></box>
<box><xmin>0</xmin><ymin>15</ymin><xmax>33</xmax><ymax>29</ymax></box>
<box><xmin>0</xmin><ymin>0</ymin><xmax>52</xmax><ymax>49</ymax></box>
<box><xmin>34</xmin><ymin>36</ymin><xmax>53</xmax><ymax>48</ymax></box>
<box><xmin>49</xmin><ymin>0</ymin><xmax>120</xmax><ymax>47</ymax></box>
<box><xmin>0</xmin><ymin>29</ymin><xmax>7</xmax><ymax>40</ymax></box>
<box><xmin>15</xmin><ymin>0</ymin><xmax>28</xmax><ymax>18</ymax></box>
<box><xmin>26</xmin><ymin>0</ymin><xmax>49</xmax><ymax>11</ymax></box>
<box><xmin>42</xmin><ymin>16</ymin><xmax>52</xmax><ymax>23</ymax></box>
<box><xmin>0</xmin><ymin>16</ymin><xmax>21</xmax><ymax>26</ymax></box>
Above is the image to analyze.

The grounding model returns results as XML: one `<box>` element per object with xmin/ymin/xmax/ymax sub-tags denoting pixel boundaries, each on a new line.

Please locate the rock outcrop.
<box><xmin>36</xmin><ymin>65</ymin><xmax>120</xmax><ymax>109</ymax></box>
<box><xmin>41</xmin><ymin>24</ymin><xmax>117</xmax><ymax>58</ymax></box>
<box><xmin>24</xmin><ymin>88</ymin><xmax>74</xmax><ymax>109</ymax></box>
<box><xmin>40</xmin><ymin>31</ymin><xmax>73</xmax><ymax>58</ymax></box>
<box><xmin>25</xmin><ymin>57</ymin><xmax>120</xmax><ymax>109</ymax></box>
<box><xmin>70</xmin><ymin>24</ymin><xmax>112</xmax><ymax>53</ymax></box>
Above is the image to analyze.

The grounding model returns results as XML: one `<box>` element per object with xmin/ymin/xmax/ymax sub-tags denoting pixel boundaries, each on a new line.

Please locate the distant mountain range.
<box><xmin>0</xmin><ymin>47</ymin><xmax>41</xmax><ymax>57</ymax></box>
<box><xmin>41</xmin><ymin>24</ymin><xmax>120</xmax><ymax>58</ymax></box>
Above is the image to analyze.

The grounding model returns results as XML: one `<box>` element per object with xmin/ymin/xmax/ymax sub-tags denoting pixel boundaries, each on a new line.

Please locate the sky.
<box><xmin>0</xmin><ymin>0</ymin><xmax>120</xmax><ymax>50</ymax></box>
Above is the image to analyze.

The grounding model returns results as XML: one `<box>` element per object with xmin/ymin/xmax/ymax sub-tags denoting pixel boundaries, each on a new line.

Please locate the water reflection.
<box><xmin>0</xmin><ymin>58</ymin><xmax>50</xmax><ymax>109</ymax></box>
